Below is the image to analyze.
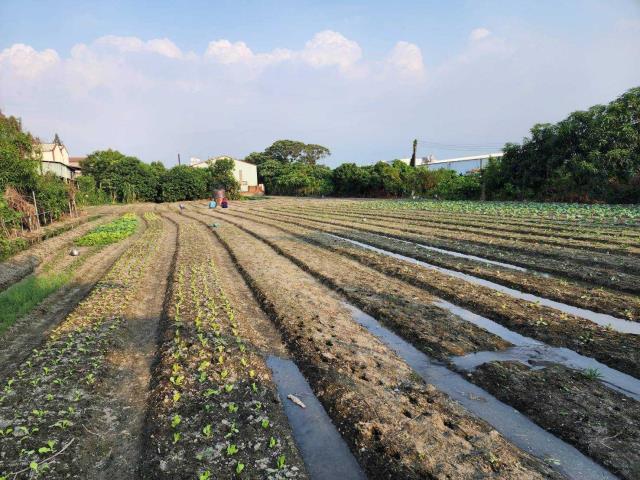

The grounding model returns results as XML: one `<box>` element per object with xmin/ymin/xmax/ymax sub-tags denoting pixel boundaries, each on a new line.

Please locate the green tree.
<box><xmin>0</xmin><ymin>112</ymin><xmax>39</xmax><ymax>194</ymax></box>
<box><xmin>264</xmin><ymin>140</ymin><xmax>331</xmax><ymax>165</ymax></box>
<box><xmin>207</xmin><ymin>157</ymin><xmax>240</xmax><ymax>199</ymax></box>
<box><xmin>158</xmin><ymin>166</ymin><xmax>208</xmax><ymax>202</ymax></box>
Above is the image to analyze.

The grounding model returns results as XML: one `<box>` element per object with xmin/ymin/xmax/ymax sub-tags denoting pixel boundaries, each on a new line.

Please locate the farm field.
<box><xmin>0</xmin><ymin>198</ymin><xmax>639</xmax><ymax>479</ymax></box>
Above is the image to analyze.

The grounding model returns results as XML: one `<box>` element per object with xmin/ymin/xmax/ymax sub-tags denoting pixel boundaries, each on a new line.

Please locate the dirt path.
<box><xmin>74</xmin><ymin>213</ymin><xmax>178</xmax><ymax>479</ymax></box>
<box><xmin>0</xmin><ymin>220</ymin><xmax>147</xmax><ymax>380</ymax></box>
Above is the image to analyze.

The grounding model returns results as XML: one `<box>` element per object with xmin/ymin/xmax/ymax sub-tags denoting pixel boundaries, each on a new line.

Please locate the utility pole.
<box><xmin>410</xmin><ymin>139</ymin><xmax>417</xmax><ymax>167</ymax></box>
<box><xmin>177</xmin><ymin>153</ymin><xmax>181</xmax><ymax>166</ymax></box>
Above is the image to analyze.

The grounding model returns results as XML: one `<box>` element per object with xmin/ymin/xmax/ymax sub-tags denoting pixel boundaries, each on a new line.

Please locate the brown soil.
<box><xmin>0</xmin><ymin>220</ymin><xmax>147</xmax><ymax>380</ymax></box>
<box><xmin>239</xmin><ymin>207</ymin><xmax>640</xmax><ymax>293</ymax></box>
<box><xmin>0</xmin><ymin>212</ymin><xmax>164</xmax><ymax>479</ymax></box>
<box><xmin>73</xmin><ymin>213</ymin><xmax>178</xmax><ymax>479</ymax></box>
<box><xmin>208</xmin><ymin>217</ymin><xmax>561</xmax><ymax>479</ymax></box>
<box><xmin>194</xmin><ymin>206</ymin><xmax>640</xmax><ymax>379</ymax></box>
<box><xmin>265</xmin><ymin>198</ymin><xmax>640</xmax><ymax>240</ymax></box>
<box><xmin>143</xmin><ymin>213</ymin><xmax>306</xmax><ymax>479</ymax></box>
<box><xmin>0</xmin><ymin>214</ymin><xmax>113</xmax><ymax>292</ymax></box>
<box><xmin>190</xmin><ymin>209</ymin><xmax>509</xmax><ymax>360</ymax></box>
<box><xmin>469</xmin><ymin>362</ymin><xmax>640</xmax><ymax>480</ymax></box>
<box><xmin>215</xmin><ymin>206</ymin><xmax>640</xmax><ymax>321</ymax></box>
<box><xmin>284</xmin><ymin>203</ymin><xmax>640</xmax><ymax>249</ymax></box>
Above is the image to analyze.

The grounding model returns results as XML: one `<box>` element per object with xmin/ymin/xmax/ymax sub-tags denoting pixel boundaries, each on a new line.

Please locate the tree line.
<box><xmin>245</xmin><ymin>87</ymin><xmax>639</xmax><ymax>203</ymax></box>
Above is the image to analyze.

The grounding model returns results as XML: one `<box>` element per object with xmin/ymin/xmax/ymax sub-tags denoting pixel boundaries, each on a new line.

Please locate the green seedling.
<box><xmin>171</xmin><ymin>414</ymin><xmax>182</xmax><ymax>428</ymax></box>
<box><xmin>224</xmin><ymin>422</ymin><xmax>239</xmax><ymax>438</ymax></box>
<box><xmin>199</xmin><ymin>471</ymin><xmax>211</xmax><ymax>480</ymax></box>
<box><xmin>277</xmin><ymin>455</ymin><xmax>286</xmax><ymax>469</ymax></box>
<box><xmin>269</xmin><ymin>437</ymin><xmax>277</xmax><ymax>448</ymax></box>
<box><xmin>32</xmin><ymin>409</ymin><xmax>46</xmax><ymax>418</ymax></box>
<box><xmin>251</xmin><ymin>382</ymin><xmax>258</xmax><ymax>393</ymax></box>
<box><xmin>172</xmin><ymin>391</ymin><xmax>181</xmax><ymax>403</ymax></box>
<box><xmin>204</xmin><ymin>388</ymin><xmax>220</xmax><ymax>398</ymax></box>
<box><xmin>582</xmin><ymin>368</ymin><xmax>603</xmax><ymax>380</ymax></box>
<box><xmin>173</xmin><ymin>432</ymin><xmax>181</xmax><ymax>444</ymax></box>
<box><xmin>261</xmin><ymin>419</ymin><xmax>270</xmax><ymax>429</ymax></box>
<box><xmin>228</xmin><ymin>403</ymin><xmax>238</xmax><ymax>413</ymax></box>
<box><xmin>202</xmin><ymin>424</ymin><xmax>212</xmax><ymax>438</ymax></box>
<box><xmin>226</xmin><ymin>444</ymin><xmax>239</xmax><ymax>456</ymax></box>
<box><xmin>236</xmin><ymin>462</ymin><xmax>245</xmax><ymax>474</ymax></box>
<box><xmin>220</xmin><ymin>370</ymin><xmax>229</xmax><ymax>380</ymax></box>
<box><xmin>224</xmin><ymin>384</ymin><xmax>234</xmax><ymax>393</ymax></box>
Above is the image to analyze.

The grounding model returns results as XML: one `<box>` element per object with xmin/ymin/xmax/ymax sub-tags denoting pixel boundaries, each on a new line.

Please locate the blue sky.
<box><xmin>1</xmin><ymin>0</ymin><xmax>639</xmax><ymax>166</ymax></box>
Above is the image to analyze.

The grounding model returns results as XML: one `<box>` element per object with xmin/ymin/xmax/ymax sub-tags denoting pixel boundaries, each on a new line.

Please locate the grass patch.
<box><xmin>0</xmin><ymin>270</ymin><xmax>72</xmax><ymax>334</ymax></box>
<box><xmin>75</xmin><ymin>213</ymin><xmax>138</xmax><ymax>246</ymax></box>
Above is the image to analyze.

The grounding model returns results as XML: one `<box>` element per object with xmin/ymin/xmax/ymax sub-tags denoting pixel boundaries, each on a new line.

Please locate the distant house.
<box><xmin>190</xmin><ymin>155</ymin><xmax>262</xmax><ymax>193</ymax></box>
<box><xmin>394</xmin><ymin>152</ymin><xmax>504</xmax><ymax>174</ymax></box>
<box><xmin>35</xmin><ymin>141</ymin><xmax>81</xmax><ymax>181</ymax></box>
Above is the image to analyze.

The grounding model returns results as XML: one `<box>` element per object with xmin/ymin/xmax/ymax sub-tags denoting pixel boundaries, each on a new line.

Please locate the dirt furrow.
<box><xmin>142</xmin><ymin>213</ymin><xmax>306</xmax><ymax>479</ymax></box>
<box><xmin>189</xmin><ymin>209</ymin><xmax>508</xmax><ymax>359</ymax></box>
<box><xmin>201</xmin><ymin>207</ymin><xmax>640</xmax><ymax>379</ymax></box>
<box><xmin>0</xmin><ymin>212</ymin><xmax>164</xmax><ymax>479</ymax></box>
<box><xmin>0</xmin><ymin>218</ymin><xmax>148</xmax><ymax>380</ymax></box>
<box><xmin>73</xmin><ymin>212</ymin><xmax>178</xmax><ymax>479</ymax></box>
<box><xmin>206</xmin><ymin>216</ymin><xmax>562</xmax><ymax>479</ymax></box>
<box><xmin>233</xmin><ymin>205</ymin><xmax>640</xmax><ymax>294</ymax></box>
<box><xmin>213</xmin><ymin>206</ymin><xmax>639</xmax><ymax>320</ymax></box>
<box><xmin>241</xmin><ymin>206</ymin><xmax>640</xmax><ymax>277</ymax></box>
<box><xmin>275</xmin><ymin>204</ymin><xmax>639</xmax><ymax>253</ymax></box>
<box><xmin>468</xmin><ymin>362</ymin><xmax>640</xmax><ymax>480</ymax></box>
<box><xmin>0</xmin><ymin>214</ymin><xmax>113</xmax><ymax>292</ymax></box>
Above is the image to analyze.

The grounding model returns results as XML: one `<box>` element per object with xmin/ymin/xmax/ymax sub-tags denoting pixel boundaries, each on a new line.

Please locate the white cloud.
<box><xmin>0</xmin><ymin>44</ymin><xmax>59</xmax><ymax>78</ymax></box>
<box><xmin>0</xmin><ymin>24</ymin><xmax>638</xmax><ymax>167</ymax></box>
<box><xmin>469</xmin><ymin>28</ymin><xmax>491</xmax><ymax>42</ymax></box>
<box><xmin>205</xmin><ymin>39</ymin><xmax>255</xmax><ymax>64</ymax></box>
<box><xmin>300</xmin><ymin>30</ymin><xmax>362</xmax><ymax>71</ymax></box>
<box><xmin>96</xmin><ymin>35</ymin><xmax>182</xmax><ymax>58</ymax></box>
<box><xmin>386</xmin><ymin>41</ymin><xmax>425</xmax><ymax>77</ymax></box>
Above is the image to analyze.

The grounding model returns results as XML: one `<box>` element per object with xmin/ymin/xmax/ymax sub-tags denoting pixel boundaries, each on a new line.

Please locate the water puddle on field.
<box><xmin>266</xmin><ymin>356</ymin><xmax>367</xmax><ymax>480</ymax></box>
<box><xmin>328</xmin><ymin>233</ymin><xmax>640</xmax><ymax>335</ymax></box>
<box><xmin>344</xmin><ymin>303</ymin><xmax>616</xmax><ymax>480</ymax></box>
<box><xmin>440</xmin><ymin>299</ymin><xmax>640</xmax><ymax>400</ymax></box>
<box><xmin>377</xmin><ymin>233</ymin><xmax>530</xmax><ymax>272</ymax></box>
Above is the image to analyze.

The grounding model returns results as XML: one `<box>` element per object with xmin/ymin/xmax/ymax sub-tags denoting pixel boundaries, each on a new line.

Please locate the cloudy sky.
<box><xmin>1</xmin><ymin>0</ymin><xmax>639</xmax><ymax>166</ymax></box>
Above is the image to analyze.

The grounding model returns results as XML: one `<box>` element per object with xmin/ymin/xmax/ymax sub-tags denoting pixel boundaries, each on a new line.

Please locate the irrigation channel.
<box><xmin>328</xmin><ymin>234</ymin><xmax>640</xmax><ymax>334</ymax></box>
<box><xmin>344</xmin><ymin>303</ymin><xmax>614</xmax><ymax>480</ymax></box>
<box><xmin>266</xmin><ymin>356</ymin><xmax>367</xmax><ymax>480</ymax></box>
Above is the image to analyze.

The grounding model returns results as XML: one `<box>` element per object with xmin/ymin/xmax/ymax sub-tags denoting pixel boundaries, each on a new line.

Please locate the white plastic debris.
<box><xmin>70</xmin><ymin>248</ymin><xmax>80</xmax><ymax>256</ymax></box>
<box><xmin>287</xmin><ymin>394</ymin><xmax>306</xmax><ymax>409</ymax></box>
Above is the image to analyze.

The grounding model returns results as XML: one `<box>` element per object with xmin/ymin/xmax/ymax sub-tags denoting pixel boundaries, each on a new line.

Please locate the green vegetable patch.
<box><xmin>75</xmin><ymin>213</ymin><xmax>138</xmax><ymax>246</ymax></box>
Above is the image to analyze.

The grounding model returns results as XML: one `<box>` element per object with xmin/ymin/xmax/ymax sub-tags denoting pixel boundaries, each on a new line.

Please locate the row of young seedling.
<box><xmin>0</xmin><ymin>213</ymin><xmax>162</xmax><ymax>479</ymax></box>
<box><xmin>145</xmin><ymin>223</ymin><xmax>301</xmax><ymax>479</ymax></box>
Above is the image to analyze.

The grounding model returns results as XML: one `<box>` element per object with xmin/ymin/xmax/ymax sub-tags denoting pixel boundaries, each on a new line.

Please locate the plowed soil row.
<box><xmin>186</xmin><ymin>209</ymin><xmax>508</xmax><ymax>359</ymax></box>
<box><xmin>469</xmin><ymin>362</ymin><xmax>640</xmax><ymax>480</ymax></box>
<box><xmin>143</xmin><ymin>214</ymin><xmax>306</xmax><ymax>479</ymax></box>
<box><xmin>0</xmin><ymin>218</ymin><xmax>148</xmax><ymax>380</ymax></box>
<box><xmin>300</xmin><ymin>199</ymin><xmax>640</xmax><ymax>235</ymax></box>
<box><xmin>213</xmin><ymin>207</ymin><xmax>638</xmax><ymax>320</ymax></box>
<box><xmin>234</xmin><ymin>205</ymin><xmax>640</xmax><ymax>294</ymax></box>
<box><xmin>0</xmin><ymin>213</ymin><xmax>163</xmax><ymax>479</ymax></box>
<box><xmin>199</xmin><ymin>208</ymin><xmax>640</xmax><ymax>380</ymax></box>
<box><xmin>239</xmin><ymin>206</ymin><xmax>640</xmax><ymax>278</ymax></box>
<box><xmin>206</xmin><ymin>215</ymin><xmax>561</xmax><ymax>479</ymax></box>
<box><xmin>283</xmin><ymin>202</ymin><xmax>640</xmax><ymax>246</ymax></box>
<box><xmin>200</xmin><ymin>207</ymin><xmax>640</xmax><ymax>479</ymax></box>
<box><xmin>0</xmin><ymin>214</ymin><xmax>114</xmax><ymax>292</ymax></box>
<box><xmin>273</xmin><ymin>204</ymin><xmax>638</xmax><ymax>254</ymax></box>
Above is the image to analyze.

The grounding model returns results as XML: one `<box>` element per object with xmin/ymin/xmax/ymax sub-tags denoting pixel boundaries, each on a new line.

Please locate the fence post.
<box><xmin>31</xmin><ymin>191</ymin><xmax>41</xmax><ymax>230</ymax></box>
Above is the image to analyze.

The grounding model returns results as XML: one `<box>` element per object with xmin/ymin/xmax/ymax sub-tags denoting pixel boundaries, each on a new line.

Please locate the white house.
<box><xmin>190</xmin><ymin>155</ymin><xmax>260</xmax><ymax>193</ymax></box>
<box><xmin>35</xmin><ymin>142</ymin><xmax>81</xmax><ymax>181</ymax></box>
